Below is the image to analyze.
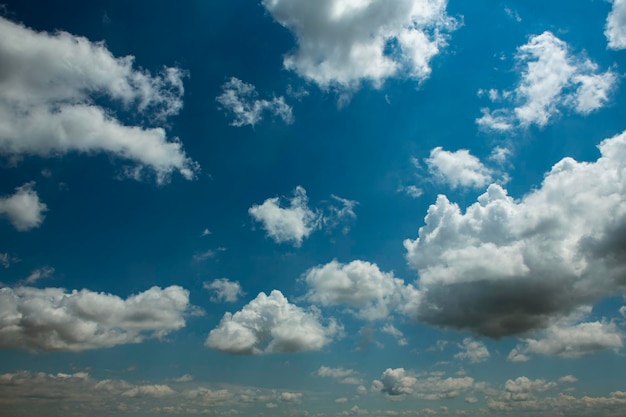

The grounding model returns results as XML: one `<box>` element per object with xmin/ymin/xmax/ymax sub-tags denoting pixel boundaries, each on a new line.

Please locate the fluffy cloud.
<box><xmin>261</xmin><ymin>0</ymin><xmax>457</xmax><ymax>90</ymax></box>
<box><xmin>0</xmin><ymin>17</ymin><xmax>196</xmax><ymax>183</ymax></box>
<box><xmin>216</xmin><ymin>77</ymin><xmax>293</xmax><ymax>126</ymax></box>
<box><xmin>454</xmin><ymin>338</ymin><xmax>490</xmax><ymax>363</ymax></box>
<box><xmin>606</xmin><ymin>0</ymin><xmax>626</xmax><ymax>50</ymax></box>
<box><xmin>316</xmin><ymin>366</ymin><xmax>363</xmax><ymax>385</ymax></box>
<box><xmin>373</xmin><ymin>368</ymin><xmax>474</xmax><ymax>400</ymax></box>
<box><xmin>205</xmin><ymin>290</ymin><xmax>340</xmax><ymax>354</ymax></box>
<box><xmin>502</xmin><ymin>377</ymin><xmax>557</xmax><ymax>402</ymax></box>
<box><xmin>303</xmin><ymin>260</ymin><xmax>419</xmax><ymax>320</ymax></box>
<box><xmin>203</xmin><ymin>278</ymin><xmax>244</xmax><ymax>303</ymax></box>
<box><xmin>404</xmin><ymin>130</ymin><xmax>626</xmax><ymax>337</ymax></box>
<box><xmin>0</xmin><ymin>285</ymin><xmax>192</xmax><ymax>351</ymax></box>
<box><xmin>0</xmin><ymin>182</ymin><xmax>47</xmax><ymax>231</ymax></box>
<box><xmin>477</xmin><ymin>32</ymin><xmax>617</xmax><ymax>130</ymax></box>
<box><xmin>425</xmin><ymin>147</ymin><xmax>493</xmax><ymax>189</ymax></box>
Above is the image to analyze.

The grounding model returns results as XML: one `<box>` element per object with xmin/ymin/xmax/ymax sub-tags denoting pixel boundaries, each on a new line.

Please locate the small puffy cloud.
<box><xmin>454</xmin><ymin>338</ymin><xmax>490</xmax><ymax>363</ymax></box>
<box><xmin>0</xmin><ymin>183</ymin><xmax>47</xmax><ymax>231</ymax></box>
<box><xmin>404</xmin><ymin>130</ymin><xmax>626</xmax><ymax>337</ymax></box>
<box><xmin>559</xmin><ymin>375</ymin><xmax>578</xmax><ymax>384</ymax></box>
<box><xmin>373</xmin><ymin>368</ymin><xmax>474</xmax><ymax>400</ymax></box>
<box><xmin>425</xmin><ymin>147</ymin><xmax>493</xmax><ymax>189</ymax></box>
<box><xmin>203</xmin><ymin>278</ymin><xmax>244</xmax><ymax>303</ymax></box>
<box><xmin>606</xmin><ymin>0</ymin><xmax>626</xmax><ymax>50</ymax></box>
<box><xmin>205</xmin><ymin>290</ymin><xmax>340</xmax><ymax>354</ymax></box>
<box><xmin>316</xmin><ymin>366</ymin><xmax>363</xmax><ymax>385</ymax></box>
<box><xmin>216</xmin><ymin>77</ymin><xmax>293</xmax><ymax>127</ymax></box>
<box><xmin>262</xmin><ymin>0</ymin><xmax>457</xmax><ymax>90</ymax></box>
<box><xmin>503</xmin><ymin>376</ymin><xmax>556</xmax><ymax>402</ymax></box>
<box><xmin>0</xmin><ymin>17</ymin><xmax>197</xmax><ymax>183</ymax></box>
<box><xmin>398</xmin><ymin>185</ymin><xmax>424</xmax><ymax>199</ymax></box>
<box><xmin>303</xmin><ymin>260</ymin><xmax>419</xmax><ymax>321</ymax></box>
<box><xmin>477</xmin><ymin>32</ymin><xmax>617</xmax><ymax>131</ymax></box>
<box><xmin>0</xmin><ymin>285</ymin><xmax>192</xmax><ymax>351</ymax></box>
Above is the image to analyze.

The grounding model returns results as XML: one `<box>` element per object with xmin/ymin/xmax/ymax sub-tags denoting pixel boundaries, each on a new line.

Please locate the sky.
<box><xmin>1</xmin><ymin>0</ymin><xmax>626</xmax><ymax>416</ymax></box>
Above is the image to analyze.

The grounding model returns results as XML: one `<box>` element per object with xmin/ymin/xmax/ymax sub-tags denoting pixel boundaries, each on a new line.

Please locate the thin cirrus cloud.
<box><xmin>0</xmin><ymin>285</ymin><xmax>193</xmax><ymax>351</ymax></box>
<box><xmin>606</xmin><ymin>0</ymin><xmax>626</xmax><ymax>50</ymax></box>
<box><xmin>0</xmin><ymin>17</ymin><xmax>197</xmax><ymax>183</ymax></box>
<box><xmin>0</xmin><ymin>182</ymin><xmax>47</xmax><ymax>231</ymax></box>
<box><xmin>261</xmin><ymin>0</ymin><xmax>458</xmax><ymax>90</ymax></box>
<box><xmin>477</xmin><ymin>31</ymin><xmax>617</xmax><ymax>131</ymax></box>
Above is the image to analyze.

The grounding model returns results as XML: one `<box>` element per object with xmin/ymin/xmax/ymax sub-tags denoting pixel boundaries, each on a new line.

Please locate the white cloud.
<box><xmin>24</xmin><ymin>266</ymin><xmax>55</xmax><ymax>284</ymax></box>
<box><xmin>0</xmin><ymin>285</ymin><xmax>192</xmax><ymax>351</ymax></box>
<box><xmin>0</xmin><ymin>17</ymin><xmax>197</xmax><ymax>183</ymax></box>
<box><xmin>261</xmin><ymin>0</ymin><xmax>457</xmax><ymax>90</ymax></box>
<box><xmin>216</xmin><ymin>77</ymin><xmax>293</xmax><ymax>127</ymax></box>
<box><xmin>205</xmin><ymin>290</ymin><xmax>340</xmax><ymax>354</ymax></box>
<box><xmin>381</xmin><ymin>323</ymin><xmax>408</xmax><ymax>346</ymax></box>
<box><xmin>502</xmin><ymin>376</ymin><xmax>557</xmax><ymax>402</ymax></box>
<box><xmin>373</xmin><ymin>368</ymin><xmax>474</xmax><ymax>400</ymax></box>
<box><xmin>0</xmin><ymin>182</ymin><xmax>47</xmax><ymax>231</ymax></box>
<box><xmin>477</xmin><ymin>32</ymin><xmax>617</xmax><ymax>130</ymax></box>
<box><xmin>404</xmin><ymin>130</ymin><xmax>626</xmax><ymax>337</ymax></box>
<box><xmin>425</xmin><ymin>147</ymin><xmax>493</xmax><ymax>189</ymax></box>
<box><xmin>325</xmin><ymin>195</ymin><xmax>358</xmax><ymax>233</ymax></box>
<box><xmin>203</xmin><ymin>278</ymin><xmax>244</xmax><ymax>303</ymax></box>
<box><xmin>399</xmin><ymin>185</ymin><xmax>424</xmax><ymax>199</ymax></box>
<box><xmin>192</xmin><ymin>249</ymin><xmax>216</xmax><ymax>261</ymax></box>
<box><xmin>316</xmin><ymin>366</ymin><xmax>363</xmax><ymax>385</ymax></box>
<box><xmin>454</xmin><ymin>338</ymin><xmax>490</xmax><ymax>363</ymax></box>
<box><xmin>303</xmin><ymin>260</ymin><xmax>419</xmax><ymax>321</ymax></box>
<box><xmin>201</xmin><ymin>228</ymin><xmax>211</xmax><ymax>236</ymax></box>
<box><xmin>249</xmin><ymin>186</ymin><xmax>321</xmax><ymax>247</ymax></box>
<box><xmin>606</xmin><ymin>0</ymin><xmax>626</xmax><ymax>50</ymax></box>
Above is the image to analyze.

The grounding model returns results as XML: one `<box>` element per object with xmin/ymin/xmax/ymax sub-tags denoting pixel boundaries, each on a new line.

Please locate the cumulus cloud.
<box><xmin>404</xmin><ymin>130</ymin><xmax>626</xmax><ymax>337</ymax></box>
<box><xmin>606</xmin><ymin>0</ymin><xmax>626</xmax><ymax>50</ymax></box>
<box><xmin>303</xmin><ymin>260</ymin><xmax>419</xmax><ymax>321</ymax></box>
<box><xmin>477</xmin><ymin>32</ymin><xmax>617</xmax><ymax>131</ymax></box>
<box><xmin>454</xmin><ymin>338</ymin><xmax>490</xmax><ymax>363</ymax></box>
<box><xmin>261</xmin><ymin>0</ymin><xmax>457</xmax><ymax>90</ymax></box>
<box><xmin>316</xmin><ymin>366</ymin><xmax>363</xmax><ymax>385</ymax></box>
<box><xmin>0</xmin><ymin>285</ymin><xmax>192</xmax><ymax>351</ymax></box>
<box><xmin>0</xmin><ymin>17</ymin><xmax>197</xmax><ymax>183</ymax></box>
<box><xmin>372</xmin><ymin>368</ymin><xmax>474</xmax><ymax>400</ymax></box>
<box><xmin>0</xmin><ymin>182</ymin><xmax>47</xmax><ymax>231</ymax></box>
<box><xmin>216</xmin><ymin>77</ymin><xmax>293</xmax><ymax>127</ymax></box>
<box><xmin>205</xmin><ymin>290</ymin><xmax>340</xmax><ymax>354</ymax></box>
<box><xmin>203</xmin><ymin>278</ymin><xmax>244</xmax><ymax>303</ymax></box>
<box><xmin>425</xmin><ymin>147</ymin><xmax>493</xmax><ymax>189</ymax></box>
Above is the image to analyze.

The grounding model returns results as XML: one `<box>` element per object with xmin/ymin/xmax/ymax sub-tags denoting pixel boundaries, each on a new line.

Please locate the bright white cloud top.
<box><xmin>425</xmin><ymin>147</ymin><xmax>493</xmax><ymax>189</ymax></box>
<box><xmin>0</xmin><ymin>182</ymin><xmax>47</xmax><ymax>231</ymax></box>
<box><xmin>606</xmin><ymin>0</ymin><xmax>626</xmax><ymax>49</ymax></box>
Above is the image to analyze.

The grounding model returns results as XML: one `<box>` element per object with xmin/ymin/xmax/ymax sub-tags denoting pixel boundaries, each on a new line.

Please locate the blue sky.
<box><xmin>1</xmin><ymin>0</ymin><xmax>626</xmax><ymax>415</ymax></box>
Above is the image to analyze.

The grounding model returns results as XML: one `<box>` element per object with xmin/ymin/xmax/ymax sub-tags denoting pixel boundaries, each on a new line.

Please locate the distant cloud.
<box><xmin>192</xmin><ymin>250</ymin><xmax>216</xmax><ymax>261</ymax></box>
<box><xmin>372</xmin><ymin>368</ymin><xmax>474</xmax><ymax>400</ymax></box>
<box><xmin>0</xmin><ymin>182</ymin><xmax>47</xmax><ymax>231</ymax></box>
<box><xmin>398</xmin><ymin>185</ymin><xmax>424</xmax><ymax>199</ymax></box>
<box><xmin>425</xmin><ymin>147</ymin><xmax>493</xmax><ymax>190</ymax></box>
<box><xmin>205</xmin><ymin>290</ymin><xmax>340</xmax><ymax>354</ymax></box>
<box><xmin>316</xmin><ymin>366</ymin><xmax>364</xmax><ymax>385</ymax></box>
<box><xmin>0</xmin><ymin>285</ymin><xmax>192</xmax><ymax>351</ymax></box>
<box><xmin>203</xmin><ymin>278</ymin><xmax>244</xmax><ymax>303</ymax></box>
<box><xmin>381</xmin><ymin>323</ymin><xmax>408</xmax><ymax>346</ymax></box>
<box><xmin>201</xmin><ymin>228</ymin><xmax>211</xmax><ymax>236</ymax></box>
<box><xmin>0</xmin><ymin>17</ymin><xmax>197</xmax><ymax>183</ymax></box>
<box><xmin>262</xmin><ymin>0</ymin><xmax>457</xmax><ymax>90</ymax></box>
<box><xmin>24</xmin><ymin>266</ymin><xmax>55</xmax><ymax>284</ymax></box>
<box><xmin>216</xmin><ymin>77</ymin><xmax>293</xmax><ymax>127</ymax></box>
<box><xmin>0</xmin><ymin>253</ymin><xmax>19</xmax><ymax>268</ymax></box>
<box><xmin>477</xmin><ymin>32</ymin><xmax>617</xmax><ymax>131</ymax></box>
<box><xmin>454</xmin><ymin>338</ymin><xmax>490</xmax><ymax>363</ymax></box>
<box><xmin>606</xmin><ymin>0</ymin><xmax>626</xmax><ymax>50</ymax></box>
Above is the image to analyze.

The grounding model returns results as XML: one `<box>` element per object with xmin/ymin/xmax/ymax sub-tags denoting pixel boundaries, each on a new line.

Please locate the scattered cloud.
<box><xmin>216</xmin><ymin>77</ymin><xmax>293</xmax><ymax>127</ymax></box>
<box><xmin>398</xmin><ymin>185</ymin><xmax>424</xmax><ymax>199</ymax></box>
<box><xmin>261</xmin><ymin>0</ymin><xmax>458</xmax><ymax>90</ymax></box>
<box><xmin>203</xmin><ymin>278</ymin><xmax>244</xmax><ymax>303</ymax></box>
<box><xmin>606</xmin><ymin>0</ymin><xmax>626</xmax><ymax>50</ymax></box>
<box><xmin>0</xmin><ymin>252</ymin><xmax>19</xmax><ymax>268</ymax></box>
<box><xmin>404</xmin><ymin>130</ymin><xmax>626</xmax><ymax>337</ymax></box>
<box><xmin>24</xmin><ymin>266</ymin><xmax>55</xmax><ymax>284</ymax></box>
<box><xmin>381</xmin><ymin>323</ymin><xmax>408</xmax><ymax>346</ymax></box>
<box><xmin>0</xmin><ymin>182</ymin><xmax>47</xmax><ymax>231</ymax></box>
<box><xmin>316</xmin><ymin>366</ymin><xmax>364</xmax><ymax>385</ymax></box>
<box><xmin>454</xmin><ymin>338</ymin><xmax>490</xmax><ymax>363</ymax></box>
<box><xmin>205</xmin><ymin>290</ymin><xmax>340</xmax><ymax>354</ymax></box>
<box><xmin>477</xmin><ymin>32</ymin><xmax>617</xmax><ymax>131</ymax></box>
<box><xmin>372</xmin><ymin>368</ymin><xmax>474</xmax><ymax>400</ymax></box>
<box><xmin>0</xmin><ymin>285</ymin><xmax>192</xmax><ymax>351</ymax></box>
<box><xmin>0</xmin><ymin>17</ymin><xmax>197</xmax><ymax>183</ymax></box>
<box><xmin>201</xmin><ymin>228</ymin><xmax>211</xmax><ymax>236</ymax></box>
<box><xmin>192</xmin><ymin>249</ymin><xmax>216</xmax><ymax>261</ymax></box>
<box><xmin>425</xmin><ymin>147</ymin><xmax>493</xmax><ymax>190</ymax></box>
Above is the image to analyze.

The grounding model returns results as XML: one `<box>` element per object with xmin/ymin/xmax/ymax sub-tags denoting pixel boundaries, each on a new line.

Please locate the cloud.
<box><xmin>425</xmin><ymin>147</ymin><xmax>493</xmax><ymax>189</ymax></box>
<box><xmin>381</xmin><ymin>323</ymin><xmax>408</xmax><ymax>346</ymax></box>
<box><xmin>316</xmin><ymin>366</ymin><xmax>364</xmax><ymax>385</ymax></box>
<box><xmin>249</xmin><ymin>186</ymin><xmax>322</xmax><ymax>246</ymax></box>
<box><xmin>303</xmin><ymin>259</ymin><xmax>419</xmax><ymax>321</ymax></box>
<box><xmin>24</xmin><ymin>266</ymin><xmax>55</xmax><ymax>284</ymax></box>
<box><xmin>192</xmin><ymin>249</ymin><xmax>216</xmax><ymax>261</ymax></box>
<box><xmin>0</xmin><ymin>17</ymin><xmax>197</xmax><ymax>183</ymax></box>
<box><xmin>216</xmin><ymin>77</ymin><xmax>293</xmax><ymax>127</ymax></box>
<box><xmin>325</xmin><ymin>195</ymin><xmax>358</xmax><ymax>233</ymax></box>
<box><xmin>606</xmin><ymin>0</ymin><xmax>626</xmax><ymax>50</ymax></box>
<box><xmin>398</xmin><ymin>185</ymin><xmax>424</xmax><ymax>199</ymax></box>
<box><xmin>477</xmin><ymin>32</ymin><xmax>617</xmax><ymax>131</ymax></box>
<box><xmin>502</xmin><ymin>376</ymin><xmax>557</xmax><ymax>402</ymax></box>
<box><xmin>454</xmin><ymin>338</ymin><xmax>490</xmax><ymax>363</ymax></box>
<box><xmin>205</xmin><ymin>290</ymin><xmax>340</xmax><ymax>354</ymax></box>
<box><xmin>372</xmin><ymin>368</ymin><xmax>474</xmax><ymax>400</ymax></box>
<box><xmin>0</xmin><ymin>182</ymin><xmax>47</xmax><ymax>231</ymax></box>
<box><xmin>404</xmin><ymin>130</ymin><xmax>626</xmax><ymax>337</ymax></box>
<box><xmin>203</xmin><ymin>278</ymin><xmax>244</xmax><ymax>303</ymax></box>
<box><xmin>0</xmin><ymin>285</ymin><xmax>192</xmax><ymax>351</ymax></box>
<box><xmin>261</xmin><ymin>0</ymin><xmax>457</xmax><ymax>90</ymax></box>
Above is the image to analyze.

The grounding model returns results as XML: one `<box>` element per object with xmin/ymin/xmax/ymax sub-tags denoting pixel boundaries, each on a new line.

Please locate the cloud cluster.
<box><xmin>477</xmin><ymin>32</ymin><xmax>617</xmax><ymax>131</ymax></box>
<box><xmin>0</xmin><ymin>285</ymin><xmax>192</xmax><ymax>351</ymax></box>
<box><xmin>454</xmin><ymin>338</ymin><xmax>490</xmax><ymax>363</ymax></box>
<box><xmin>316</xmin><ymin>366</ymin><xmax>363</xmax><ymax>385</ymax></box>
<box><xmin>372</xmin><ymin>368</ymin><xmax>474</xmax><ymax>400</ymax></box>
<box><xmin>425</xmin><ymin>147</ymin><xmax>493</xmax><ymax>190</ymax></box>
<box><xmin>606</xmin><ymin>0</ymin><xmax>626</xmax><ymax>50</ymax></box>
<box><xmin>216</xmin><ymin>77</ymin><xmax>293</xmax><ymax>126</ymax></box>
<box><xmin>203</xmin><ymin>278</ymin><xmax>244</xmax><ymax>303</ymax></box>
<box><xmin>0</xmin><ymin>17</ymin><xmax>196</xmax><ymax>182</ymax></box>
<box><xmin>0</xmin><ymin>182</ymin><xmax>47</xmax><ymax>231</ymax></box>
<box><xmin>404</xmin><ymin>130</ymin><xmax>626</xmax><ymax>337</ymax></box>
<box><xmin>205</xmin><ymin>290</ymin><xmax>340</xmax><ymax>354</ymax></box>
<box><xmin>262</xmin><ymin>0</ymin><xmax>457</xmax><ymax>90</ymax></box>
